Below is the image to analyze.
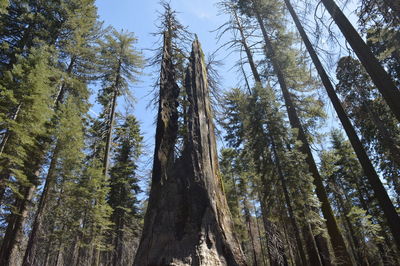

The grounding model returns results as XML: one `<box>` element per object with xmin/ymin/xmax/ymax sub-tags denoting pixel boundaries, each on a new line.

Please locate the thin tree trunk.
<box><xmin>0</xmin><ymin>103</ymin><xmax>22</xmax><ymax>204</ymax></box>
<box><xmin>258</xmin><ymin>174</ymin><xmax>288</xmax><ymax>266</ymax></box>
<box><xmin>22</xmin><ymin>143</ymin><xmax>61</xmax><ymax>266</ymax></box>
<box><xmin>257</xmin><ymin>192</ymin><xmax>274</xmax><ymax>266</ymax></box>
<box><xmin>55</xmin><ymin>241</ymin><xmax>64</xmax><ymax>266</ymax></box>
<box><xmin>270</xmin><ymin>138</ymin><xmax>309</xmax><ymax>266</ymax></box>
<box><xmin>278</xmin><ymin>206</ymin><xmax>293</xmax><ymax>266</ymax></box>
<box><xmin>0</xmin><ymin>103</ymin><xmax>21</xmax><ymax>156</ymax></box>
<box><xmin>103</xmin><ymin>66</ymin><xmax>120</xmax><ymax>177</ymax></box>
<box><xmin>0</xmin><ymin>183</ymin><xmax>36</xmax><ymax>265</ymax></box>
<box><xmin>236</xmin><ymin>17</ymin><xmax>322</xmax><ymax>263</ymax></box>
<box><xmin>233</xmin><ymin>9</ymin><xmax>261</xmax><ymax>84</ymax></box>
<box><xmin>251</xmin><ymin>2</ymin><xmax>352</xmax><ymax>263</ymax></box>
<box><xmin>283</xmin><ymin>0</ymin><xmax>400</xmax><ymax>250</ymax></box>
<box><xmin>328</xmin><ymin>184</ymin><xmax>358</xmax><ymax>264</ymax></box>
<box><xmin>71</xmin><ymin>234</ymin><xmax>81</xmax><ymax>266</ymax></box>
<box><xmin>314</xmin><ymin>233</ymin><xmax>333</xmax><ymax>266</ymax></box>
<box><xmin>320</xmin><ymin>0</ymin><xmax>400</xmax><ymax>122</ymax></box>
<box><xmin>112</xmin><ymin>218</ymin><xmax>124</xmax><ymax>266</ymax></box>
<box><xmin>242</xmin><ymin>195</ymin><xmax>259</xmax><ymax>266</ymax></box>
<box><xmin>253</xmin><ymin>203</ymin><xmax>268</xmax><ymax>266</ymax></box>
<box><xmin>301</xmin><ymin>221</ymin><xmax>324</xmax><ymax>266</ymax></box>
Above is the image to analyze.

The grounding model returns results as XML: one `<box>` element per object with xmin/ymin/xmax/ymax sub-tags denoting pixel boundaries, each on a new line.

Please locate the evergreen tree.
<box><xmin>108</xmin><ymin>114</ymin><xmax>143</xmax><ymax>266</ymax></box>
<box><xmin>319</xmin><ymin>0</ymin><xmax>400</xmax><ymax>122</ymax></box>
<box><xmin>0</xmin><ymin>46</ymin><xmax>55</xmax><ymax>266</ymax></box>
<box><xmin>227</xmin><ymin>0</ymin><xmax>351</xmax><ymax>263</ymax></box>
<box><xmin>336</xmin><ymin>56</ymin><xmax>400</xmax><ymax>203</ymax></box>
<box><xmin>282</xmin><ymin>0</ymin><xmax>400</xmax><ymax>251</ymax></box>
<box><xmin>97</xmin><ymin>29</ymin><xmax>144</xmax><ymax>178</ymax></box>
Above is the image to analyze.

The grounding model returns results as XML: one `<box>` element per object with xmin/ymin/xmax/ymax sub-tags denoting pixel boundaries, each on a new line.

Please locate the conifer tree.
<box><xmin>319</xmin><ymin>0</ymin><xmax>400</xmax><ymax>122</ymax></box>
<box><xmin>336</xmin><ymin>56</ymin><xmax>400</xmax><ymax>202</ymax></box>
<box><xmin>97</xmin><ymin>29</ymin><xmax>144</xmax><ymax>178</ymax></box>
<box><xmin>108</xmin><ymin>114</ymin><xmax>143</xmax><ymax>266</ymax></box>
<box><xmin>0</xmin><ymin>46</ymin><xmax>55</xmax><ymax>266</ymax></box>
<box><xmin>282</xmin><ymin>0</ymin><xmax>400</xmax><ymax>250</ymax></box>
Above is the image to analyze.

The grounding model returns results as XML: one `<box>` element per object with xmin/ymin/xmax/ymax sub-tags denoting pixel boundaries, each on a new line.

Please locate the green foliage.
<box><xmin>109</xmin><ymin>114</ymin><xmax>143</xmax><ymax>224</ymax></box>
<box><xmin>336</xmin><ymin>56</ymin><xmax>400</xmax><ymax>202</ymax></box>
<box><xmin>347</xmin><ymin>206</ymin><xmax>383</xmax><ymax>244</ymax></box>
<box><xmin>0</xmin><ymin>46</ymin><xmax>55</xmax><ymax>188</ymax></box>
<box><xmin>97</xmin><ymin>29</ymin><xmax>144</xmax><ymax>102</ymax></box>
<box><xmin>0</xmin><ymin>0</ymin><xmax>8</xmax><ymax>13</ymax></box>
<box><xmin>320</xmin><ymin>130</ymin><xmax>386</xmax><ymax>260</ymax></box>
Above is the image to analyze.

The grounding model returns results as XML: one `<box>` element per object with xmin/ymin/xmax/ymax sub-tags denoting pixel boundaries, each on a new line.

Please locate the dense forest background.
<box><xmin>0</xmin><ymin>0</ymin><xmax>399</xmax><ymax>265</ymax></box>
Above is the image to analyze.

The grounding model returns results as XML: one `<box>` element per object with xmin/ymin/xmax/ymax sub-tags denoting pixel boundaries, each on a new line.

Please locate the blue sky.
<box><xmin>93</xmin><ymin>1</ymin><xmax>395</xmax><ymax>197</ymax></box>
<box><xmin>93</xmin><ymin>0</ymin><xmax>363</xmax><ymax>176</ymax></box>
<box><xmin>96</xmin><ymin>0</ymin><xmax>237</xmax><ymax>140</ymax></box>
<box><xmin>95</xmin><ymin>0</ymin><xmax>241</xmax><ymax>182</ymax></box>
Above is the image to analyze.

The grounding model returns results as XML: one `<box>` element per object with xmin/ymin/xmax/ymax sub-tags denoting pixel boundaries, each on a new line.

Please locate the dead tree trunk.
<box><xmin>133</xmin><ymin>35</ymin><xmax>246</xmax><ymax>265</ymax></box>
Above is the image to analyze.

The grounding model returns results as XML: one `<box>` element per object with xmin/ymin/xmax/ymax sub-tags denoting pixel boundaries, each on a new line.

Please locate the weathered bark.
<box><xmin>133</xmin><ymin>36</ymin><xmax>246</xmax><ymax>265</ymax></box>
<box><xmin>250</xmin><ymin>1</ymin><xmax>352</xmax><ymax>263</ymax></box>
<box><xmin>283</xmin><ymin>0</ymin><xmax>400</xmax><ymax>250</ymax></box>
<box><xmin>320</xmin><ymin>0</ymin><xmax>400</xmax><ymax>122</ymax></box>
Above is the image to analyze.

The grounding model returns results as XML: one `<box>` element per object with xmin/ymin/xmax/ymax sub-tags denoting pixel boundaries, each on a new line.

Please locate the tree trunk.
<box><xmin>283</xmin><ymin>0</ymin><xmax>400</xmax><ymax>250</ymax></box>
<box><xmin>235</xmin><ymin>11</ymin><xmax>323</xmax><ymax>263</ymax></box>
<box><xmin>270</xmin><ymin>138</ymin><xmax>309</xmax><ymax>266</ymax></box>
<box><xmin>258</xmin><ymin>175</ymin><xmax>288</xmax><ymax>266</ymax></box>
<box><xmin>252</xmin><ymin>203</ymin><xmax>268</xmax><ymax>266</ymax></box>
<box><xmin>103</xmin><ymin>64</ymin><xmax>121</xmax><ymax>177</ymax></box>
<box><xmin>22</xmin><ymin>143</ymin><xmax>61</xmax><ymax>266</ymax></box>
<box><xmin>319</xmin><ymin>0</ymin><xmax>400</xmax><ymax>122</ymax></box>
<box><xmin>251</xmin><ymin>2</ymin><xmax>352</xmax><ymax>263</ymax></box>
<box><xmin>314</xmin><ymin>233</ymin><xmax>333</xmax><ymax>266</ymax></box>
<box><xmin>232</xmin><ymin>9</ymin><xmax>262</xmax><ymax>85</ymax></box>
<box><xmin>0</xmin><ymin>103</ymin><xmax>21</xmax><ymax>156</ymax></box>
<box><xmin>0</xmin><ymin>182</ymin><xmax>36</xmax><ymax>265</ymax></box>
<box><xmin>133</xmin><ymin>36</ymin><xmax>246</xmax><ymax>265</ymax></box>
<box><xmin>301</xmin><ymin>221</ymin><xmax>324</xmax><ymax>266</ymax></box>
<box><xmin>242</xmin><ymin>196</ymin><xmax>259</xmax><ymax>266</ymax></box>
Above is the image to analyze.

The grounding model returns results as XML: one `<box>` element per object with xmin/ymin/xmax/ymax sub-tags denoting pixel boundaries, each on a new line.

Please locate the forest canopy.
<box><xmin>0</xmin><ymin>0</ymin><xmax>399</xmax><ymax>265</ymax></box>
